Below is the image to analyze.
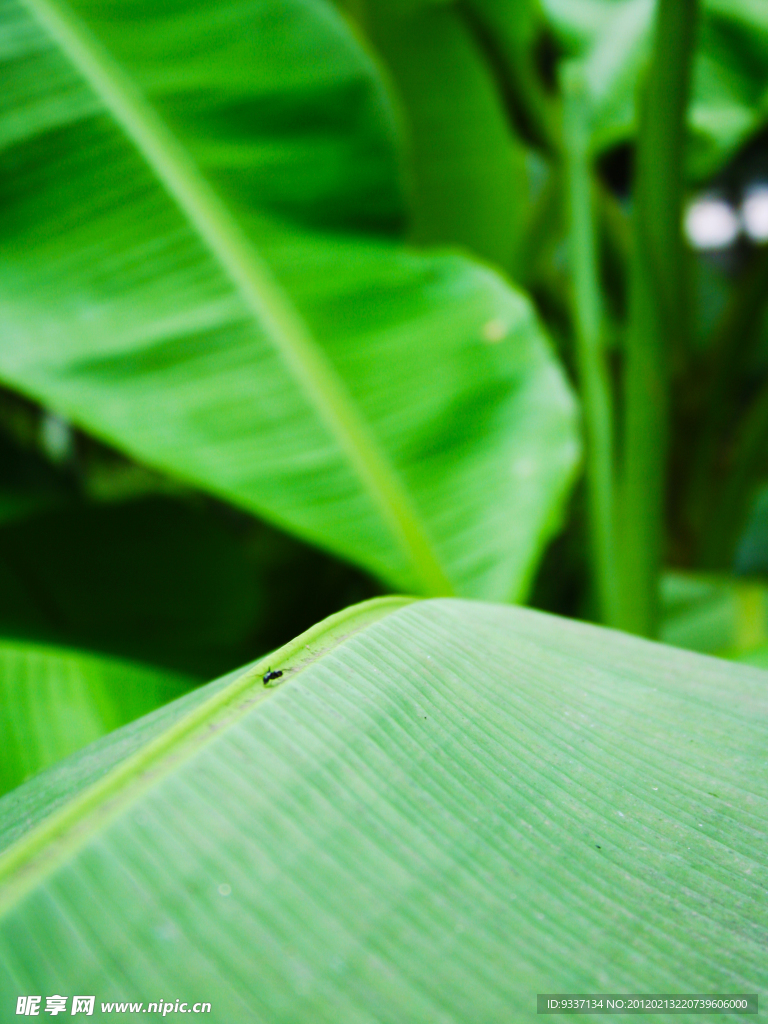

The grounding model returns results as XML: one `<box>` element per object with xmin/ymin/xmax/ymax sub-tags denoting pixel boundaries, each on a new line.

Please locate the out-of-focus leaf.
<box><xmin>734</xmin><ymin>482</ymin><xmax>768</xmax><ymax>576</ymax></box>
<box><xmin>541</xmin><ymin>0</ymin><xmax>621</xmax><ymax>48</ymax></box>
<box><xmin>542</xmin><ymin>0</ymin><xmax>768</xmax><ymax>180</ymax></box>
<box><xmin>734</xmin><ymin>643</ymin><xmax>768</xmax><ymax>669</ymax></box>
<box><xmin>678</xmin><ymin>489</ymin><xmax>768</xmax><ymax>668</ymax></box>
<box><xmin>660</xmin><ymin>569</ymin><xmax>768</xmax><ymax>659</ymax></box>
<box><xmin>0</xmin><ymin>639</ymin><xmax>192</xmax><ymax>796</ymax></box>
<box><xmin>0</xmin><ymin>0</ymin><xmax>579</xmax><ymax>602</ymax></box>
<box><xmin>577</xmin><ymin>0</ymin><xmax>654</xmax><ymax>154</ymax></box>
<box><xmin>0</xmin><ymin>596</ymin><xmax>765</xmax><ymax>1016</ymax></box>
<box><xmin>354</xmin><ymin>1</ymin><xmax>530</xmax><ymax>274</ymax></box>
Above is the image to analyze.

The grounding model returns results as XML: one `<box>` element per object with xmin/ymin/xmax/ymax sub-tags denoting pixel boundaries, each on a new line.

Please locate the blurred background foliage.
<box><xmin>3</xmin><ymin>0</ymin><xmax>768</xmax><ymax>791</ymax></box>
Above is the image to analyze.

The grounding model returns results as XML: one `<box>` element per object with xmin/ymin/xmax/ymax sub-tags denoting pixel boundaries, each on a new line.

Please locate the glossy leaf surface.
<box><xmin>0</xmin><ymin>0</ymin><xmax>578</xmax><ymax>600</ymax></box>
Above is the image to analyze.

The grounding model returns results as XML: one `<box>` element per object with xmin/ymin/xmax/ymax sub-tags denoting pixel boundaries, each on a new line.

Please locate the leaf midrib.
<box><xmin>17</xmin><ymin>0</ymin><xmax>453</xmax><ymax>597</ymax></box>
<box><xmin>0</xmin><ymin>596</ymin><xmax>414</xmax><ymax>914</ymax></box>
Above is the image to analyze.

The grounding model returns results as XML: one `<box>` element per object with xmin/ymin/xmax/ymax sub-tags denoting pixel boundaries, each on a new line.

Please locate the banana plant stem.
<box><xmin>562</xmin><ymin>65</ymin><xmax>621</xmax><ymax>627</ymax></box>
<box><xmin>619</xmin><ymin>0</ymin><xmax>698</xmax><ymax>636</ymax></box>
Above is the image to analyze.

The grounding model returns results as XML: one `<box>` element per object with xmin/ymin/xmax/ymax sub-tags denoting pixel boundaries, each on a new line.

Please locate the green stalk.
<box><xmin>21</xmin><ymin>0</ymin><xmax>454</xmax><ymax>599</ymax></box>
<box><xmin>561</xmin><ymin>65</ymin><xmax>620</xmax><ymax>626</ymax></box>
<box><xmin>619</xmin><ymin>0</ymin><xmax>698</xmax><ymax>636</ymax></box>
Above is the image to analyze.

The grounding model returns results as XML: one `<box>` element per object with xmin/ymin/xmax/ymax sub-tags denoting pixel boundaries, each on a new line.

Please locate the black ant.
<box><xmin>263</xmin><ymin>668</ymin><xmax>283</xmax><ymax>685</ymax></box>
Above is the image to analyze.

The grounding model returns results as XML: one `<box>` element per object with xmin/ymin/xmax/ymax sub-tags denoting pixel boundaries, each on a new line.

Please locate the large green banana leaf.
<box><xmin>543</xmin><ymin>0</ymin><xmax>768</xmax><ymax>180</ymax></box>
<box><xmin>0</xmin><ymin>597</ymin><xmax>765</xmax><ymax>1020</ymax></box>
<box><xmin>0</xmin><ymin>0</ymin><xmax>579</xmax><ymax>601</ymax></box>
<box><xmin>0</xmin><ymin>639</ymin><xmax>192</xmax><ymax>796</ymax></box>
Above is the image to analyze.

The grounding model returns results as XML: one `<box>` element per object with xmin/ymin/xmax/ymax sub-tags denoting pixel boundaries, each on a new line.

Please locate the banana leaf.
<box><xmin>0</xmin><ymin>597</ymin><xmax>765</xmax><ymax>1019</ymax></box>
<box><xmin>0</xmin><ymin>639</ymin><xmax>192</xmax><ymax>796</ymax></box>
<box><xmin>0</xmin><ymin>0</ymin><xmax>579</xmax><ymax>600</ymax></box>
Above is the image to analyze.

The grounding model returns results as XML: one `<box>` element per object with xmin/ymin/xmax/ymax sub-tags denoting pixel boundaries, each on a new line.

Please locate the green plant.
<box><xmin>1</xmin><ymin>599</ymin><xmax>766</xmax><ymax>1018</ymax></box>
<box><xmin>1</xmin><ymin>0</ymin><xmax>768</xmax><ymax>1013</ymax></box>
